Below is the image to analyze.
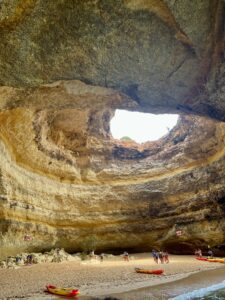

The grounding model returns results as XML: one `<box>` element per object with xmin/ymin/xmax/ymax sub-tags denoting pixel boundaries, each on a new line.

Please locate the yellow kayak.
<box><xmin>207</xmin><ymin>258</ymin><xmax>225</xmax><ymax>264</ymax></box>
<box><xmin>46</xmin><ymin>285</ymin><xmax>79</xmax><ymax>297</ymax></box>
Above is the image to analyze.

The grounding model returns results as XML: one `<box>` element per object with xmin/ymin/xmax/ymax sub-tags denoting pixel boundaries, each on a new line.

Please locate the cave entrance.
<box><xmin>110</xmin><ymin>110</ymin><xmax>179</xmax><ymax>143</ymax></box>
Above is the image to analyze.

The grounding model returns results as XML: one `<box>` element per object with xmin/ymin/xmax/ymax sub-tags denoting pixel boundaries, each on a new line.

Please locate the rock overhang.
<box><xmin>0</xmin><ymin>1</ymin><xmax>224</xmax><ymax>119</ymax></box>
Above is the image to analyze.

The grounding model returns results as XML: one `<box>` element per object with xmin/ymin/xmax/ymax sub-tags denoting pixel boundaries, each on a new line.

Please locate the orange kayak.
<box><xmin>46</xmin><ymin>285</ymin><xmax>79</xmax><ymax>297</ymax></box>
<box><xmin>207</xmin><ymin>259</ymin><xmax>219</xmax><ymax>262</ymax></box>
<box><xmin>135</xmin><ymin>268</ymin><xmax>164</xmax><ymax>275</ymax></box>
<box><xmin>196</xmin><ymin>257</ymin><xmax>225</xmax><ymax>264</ymax></box>
<box><xmin>207</xmin><ymin>258</ymin><xmax>225</xmax><ymax>263</ymax></box>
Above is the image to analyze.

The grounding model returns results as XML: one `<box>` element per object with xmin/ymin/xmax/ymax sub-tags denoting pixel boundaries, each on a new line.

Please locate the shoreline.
<box><xmin>113</xmin><ymin>265</ymin><xmax>225</xmax><ymax>300</ymax></box>
<box><xmin>0</xmin><ymin>254</ymin><xmax>224</xmax><ymax>299</ymax></box>
<box><xmin>82</xmin><ymin>270</ymin><xmax>203</xmax><ymax>297</ymax></box>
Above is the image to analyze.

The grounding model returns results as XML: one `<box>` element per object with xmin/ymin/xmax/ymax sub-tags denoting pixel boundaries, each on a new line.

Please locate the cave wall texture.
<box><xmin>0</xmin><ymin>0</ymin><xmax>225</xmax><ymax>257</ymax></box>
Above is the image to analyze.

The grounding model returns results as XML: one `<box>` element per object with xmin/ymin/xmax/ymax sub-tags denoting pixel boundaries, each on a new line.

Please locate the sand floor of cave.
<box><xmin>0</xmin><ymin>253</ymin><xmax>224</xmax><ymax>299</ymax></box>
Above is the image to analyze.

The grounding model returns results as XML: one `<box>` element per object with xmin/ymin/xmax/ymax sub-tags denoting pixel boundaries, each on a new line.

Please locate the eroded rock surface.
<box><xmin>0</xmin><ymin>1</ymin><xmax>225</xmax><ymax>256</ymax></box>
<box><xmin>0</xmin><ymin>81</ymin><xmax>224</xmax><ymax>256</ymax></box>
<box><xmin>0</xmin><ymin>1</ymin><xmax>224</xmax><ymax>118</ymax></box>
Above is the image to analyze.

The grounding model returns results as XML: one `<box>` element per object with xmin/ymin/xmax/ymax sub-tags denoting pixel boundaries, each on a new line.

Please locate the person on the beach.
<box><xmin>158</xmin><ymin>250</ymin><xmax>164</xmax><ymax>263</ymax></box>
<box><xmin>26</xmin><ymin>254</ymin><xmax>33</xmax><ymax>264</ymax></box>
<box><xmin>163</xmin><ymin>251</ymin><xmax>169</xmax><ymax>263</ymax></box>
<box><xmin>90</xmin><ymin>250</ymin><xmax>95</xmax><ymax>259</ymax></box>
<box><xmin>15</xmin><ymin>255</ymin><xmax>21</xmax><ymax>264</ymax></box>
<box><xmin>123</xmin><ymin>251</ymin><xmax>129</xmax><ymax>261</ymax></box>
<box><xmin>208</xmin><ymin>249</ymin><xmax>213</xmax><ymax>258</ymax></box>
<box><xmin>152</xmin><ymin>249</ymin><xmax>159</xmax><ymax>264</ymax></box>
<box><xmin>194</xmin><ymin>249</ymin><xmax>202</xmax><ymax>257</ymax></box>
<box><xmin>100</xmin><ymin>253</ymin><xmax>104</xmax><ymax>262</ymax></box>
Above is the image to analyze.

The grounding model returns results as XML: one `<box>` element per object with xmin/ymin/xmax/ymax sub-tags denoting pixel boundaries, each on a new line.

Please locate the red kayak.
<box><xmin>196</xmin><ymin>257</ymin><xmax>208</xmax><ymax>261</ymax></box>
<box><xmin>135</xmin><ymin>268</ymin><xmax>164</xmax><ymax>275</ymax></box>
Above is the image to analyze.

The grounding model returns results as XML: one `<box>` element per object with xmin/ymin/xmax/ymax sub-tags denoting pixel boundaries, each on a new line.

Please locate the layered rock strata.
<box><xmin>0</xmin><ymin>81</ymin><xmax>225</xmax><ymax>257</ymax></box>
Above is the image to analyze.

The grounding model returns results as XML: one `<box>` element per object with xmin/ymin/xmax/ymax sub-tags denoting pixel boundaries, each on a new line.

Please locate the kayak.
<box><xmin>196</xmin><ymin>257</ymin><xmax>225</xmax><ymax>264</ymax></box>
<box><xmin>207</xmin><ymin>258</ymin><xmax>219</xmax><ymax>263</ymax></box>
<box><xmin>135</xmin><ymin>268</ymin><xmax>164</xmax><ymax>275</ymax></box>
<box><xmin>207</xmin><ymin>258</ymin><xmax>225</xmax><ymax>263</ymax></box>
<box><xmin>217</xmin><ymin>260</ymin><xmax>225</xmax><ymax>264</ymax></box>
<box><xmin>46</xmin><ymin>285</ymin><xmax>79</xmax><ymax>297</ymax></box>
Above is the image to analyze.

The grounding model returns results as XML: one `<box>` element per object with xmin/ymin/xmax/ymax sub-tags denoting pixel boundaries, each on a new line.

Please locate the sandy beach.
<box><xmin>0</xmin><ymin>254</ymin><xmax>224</xmax><ymax>299</ymax></box>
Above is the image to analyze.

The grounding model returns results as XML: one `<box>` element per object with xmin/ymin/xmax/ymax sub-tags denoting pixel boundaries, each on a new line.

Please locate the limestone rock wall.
<box><xmin>0</xmin><ymin>81</ymin><xmax>225</xmax><ymax>257</ymax></box>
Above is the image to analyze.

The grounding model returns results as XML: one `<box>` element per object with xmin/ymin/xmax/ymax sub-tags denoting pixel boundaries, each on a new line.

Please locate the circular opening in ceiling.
<box><xmin>110</xmin><ymin>110</ymin><xmax>179</xmax><ymax>143</ymax></box>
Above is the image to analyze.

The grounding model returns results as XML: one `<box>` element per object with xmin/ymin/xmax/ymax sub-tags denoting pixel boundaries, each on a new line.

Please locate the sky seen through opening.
<box><xmin>110</xmin><ymin>110</ymin><xmax>179</xmax><ymax>143</ymax></box>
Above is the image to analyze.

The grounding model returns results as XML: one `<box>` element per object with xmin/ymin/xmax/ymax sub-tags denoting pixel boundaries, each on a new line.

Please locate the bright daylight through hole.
<box><xmin>110</xmin><ymin>110</ymin><xmax>179</xmax><ymax>143</ymax></box>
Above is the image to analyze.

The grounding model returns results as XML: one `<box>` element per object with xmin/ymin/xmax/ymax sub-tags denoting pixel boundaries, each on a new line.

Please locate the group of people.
<box><xmin>194</xmin><ymin>248</ymin><xmax>214</xmax><ymax>258</ymax></box>
<box><xmin>89</xmin><ymin>250</ymin><xmax>130</xmax><ymax>262</ymax></box>
<box><xmin>89</xmin><ymin>249</ymin><xmax>171</xmax><ymax>263</ymax></box>
<box><xmin>152</xmin><ymin>249</ymin><xmax>169</xmax><ymax>264</ymax></box>
<box><xmin>15</xmin><ymin>254</ymin><xmax>33</xmax><ymax>264</ymax></box>
<box><xmin>89</xmin><ymin>250</ymin><xmax>105</xmax><ymax>262</ymax></box>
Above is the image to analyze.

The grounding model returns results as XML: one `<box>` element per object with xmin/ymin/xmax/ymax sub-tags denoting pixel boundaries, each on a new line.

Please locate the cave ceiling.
<box><xmin>0</xmin><ymin>0</ymin><xmax>224</xmax><ymax>118</ymax></box>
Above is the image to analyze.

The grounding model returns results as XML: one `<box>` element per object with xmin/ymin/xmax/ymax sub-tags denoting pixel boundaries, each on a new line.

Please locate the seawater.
<box><xmin>171</xmin><ymin>281</ymin><xmax>225</xmax><ymax>300</ymax></box>
<box><xmin>198</xmin><ymin>289</ymin><xmax>225</xmax><ymax>300</ymax></box>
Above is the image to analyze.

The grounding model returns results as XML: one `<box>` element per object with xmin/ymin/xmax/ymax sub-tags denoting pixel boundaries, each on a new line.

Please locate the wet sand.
<box><xmin>0</xmin><ymin>254</ymin><xmax>224</xmax><ymax>299</ymax></box>
<box><xmin>114</xmin><ymin>264</ymin><xmax>225</xmax><ymax>299</ymax></box>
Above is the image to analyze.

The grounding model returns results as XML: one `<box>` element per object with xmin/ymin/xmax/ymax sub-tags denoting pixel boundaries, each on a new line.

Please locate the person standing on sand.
<box><xmin>90</xmin><ymin>250</ymin><xmax>96</xmax><ymax>259</ymax></box>
<box><xmin>194</xmin><ymin>249</ymin><xmax>202</xmax><ymax>257</ymax></box>
<box><xmin>26</xmin><ymin>254</ymin><xmax>33</xmax><ymax>264</ymax></box>
<box><xmin>152</xmin><ymin>249</ymin><xmax>159</xmax><ymax>264</ymax></box>
<box><xmin>198</xmin><ymin>249</ymin><xmax>202</xmax><ymax>257</ymax></box>
<box><xmin>208</xmin><ymin>249</ymin><xmax>213</xmax><ymax>258</ymax></box>
<box><xmin>164</xmin><ymin>251</ymin><xmax>169</xmax><ymax>263</ymax></box>
<box><xmin>158</xmin><ymin>250</ymin><xmax>164</xmax><ymax>263</ymax></box>
<box><xmin>123</xmin><ymin>251</ymin><xmax>129</xmax><ymax>261</ymax></box>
